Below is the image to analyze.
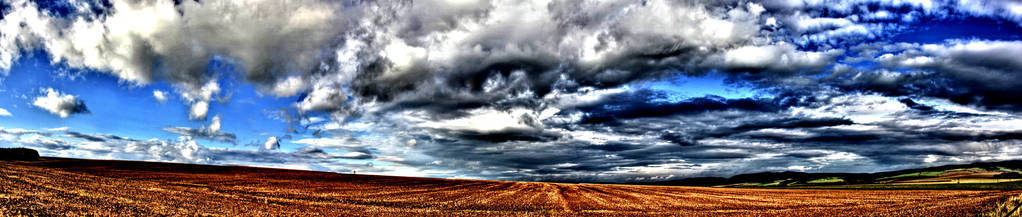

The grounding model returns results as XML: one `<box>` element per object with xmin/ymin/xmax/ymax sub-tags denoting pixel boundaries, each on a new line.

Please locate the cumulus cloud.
<box><xmin>0</xmin><ymin>107</ymin><xmax>11</xmax><ymax>116</ymax></box>
<box><xmin>342</xmin><ymin>0</ymin><xmax>764</xmax><ymax>107</ymax></box>
<box><xmin>188</xmin><ymin>101</ymin><xmax>210</xmax><ymax>120</ymax></box>
<box><xmin>180</xmin><ymin>80</ymin><xmax>221</xmax><ymax>120</ymax></box>
<box><xmin>32</xmin><ymin>88</ymin><xmax>88</xmax><ymax>118</ymax></box>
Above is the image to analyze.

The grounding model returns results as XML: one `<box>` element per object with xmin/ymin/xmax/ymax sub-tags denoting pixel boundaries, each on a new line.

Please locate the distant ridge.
<box><xmin>652</xmin><ymin>160</ymin><xmax>1022</xmax><ymax>188</ymax></box>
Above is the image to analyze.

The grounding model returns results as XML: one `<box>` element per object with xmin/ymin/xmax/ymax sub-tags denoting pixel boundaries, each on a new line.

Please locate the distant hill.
<box><xmin>653</xmin><ymin>160</ymin><xmax>1022</xmax><ymax>188</ymax></box>
<box><xmin>0</xmin><ymin>148</ymin><xmax>39</xmax><ymax>161</ymax></box>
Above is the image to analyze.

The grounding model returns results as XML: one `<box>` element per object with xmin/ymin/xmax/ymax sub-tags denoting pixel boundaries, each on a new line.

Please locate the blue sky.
<box><xmin>891</xmin><ymin>17</ymin><xmax>1022</xmax><ymax>43</ymax></box>
<box><xmin>0</xmin><ymin>53</ymin><xmax>300</xmax><ymax>149</ymax></box>
<box><xmin>1</xmin><ymin>0</ymin><xmax>1021</xmax><ymax>182</ymax></box>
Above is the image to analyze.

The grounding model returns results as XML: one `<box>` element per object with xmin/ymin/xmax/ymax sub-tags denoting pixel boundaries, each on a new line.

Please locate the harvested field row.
<box><xmin>1</xmin><ymin>158</ymin><xmax>1018</xmax><ymax>216</ymax></box>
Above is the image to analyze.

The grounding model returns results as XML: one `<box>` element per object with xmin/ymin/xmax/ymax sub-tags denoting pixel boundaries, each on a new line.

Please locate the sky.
<box><xmin>0</xmin><ymin>0</ymin><xmax>1021</xmax><ymax>182</ymax></box>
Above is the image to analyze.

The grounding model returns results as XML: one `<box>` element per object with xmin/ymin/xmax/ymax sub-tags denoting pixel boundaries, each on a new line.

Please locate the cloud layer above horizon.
<box><xmin>1</xmin><ymin>0</ymin><xmax>1021</xmax><ymax>182</ymax></box>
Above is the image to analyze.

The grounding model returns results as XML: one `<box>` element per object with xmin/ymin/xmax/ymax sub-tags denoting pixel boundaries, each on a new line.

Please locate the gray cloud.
<box><xmin>162</xmin><ymin>127</ymin><xmax>236</xmax><ymax>144</ymax></box>
<box><xmin>824</xmin><ymin>40</ymin><xmax>1022</xmax><ymax>111</ymax></box>
<box><xmin>162</xmin><ymin>115</ymin><xmax>236</xmax><ymax>144</ymax></box>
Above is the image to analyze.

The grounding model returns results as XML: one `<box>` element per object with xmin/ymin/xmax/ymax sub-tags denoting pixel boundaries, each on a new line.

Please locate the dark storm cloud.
<box><xmin>915</xmin><ymin>130</ymin><xmax>1022</xmax><ymax>142</ymax></box>
<box><xmin>899</xmin><ymin>98</ymin><xmax>934</xmax><ymax>111</ymax></box>
<box><xmin>403</xmin><ymin>88</ymin><xmax>815</xmax><ymax>147</ymax></box>
<box><xmin>570</xmin><ymin>90</ymin><xmax>784</xmax><ymax>125</ymax></box>
<box><xmin>395</xmin><ymin>105</ymin><xmax>849</xmax><ymax>181</ymax></box>
<box><xmin>446</xmin><ymin>129</ymin><xmax>558</xmax><ymax>143</ymax></box>
<box><xmin>295</xmin><ymin>147</ymin><xmax>373</xmax><ymax>160</ymax></box>
<box><xmin>773</xmin><ymin>37</ymin><xmax>1021</xmax><ymax>112</ymax></box>
<box><xmin>709</xmin><ymin>117</ymin><xmax>856</xmax><ymax>137</ymax></box>
<box><xmin>403</xmin><ymin>89</ymin><xmax>1022</xmax><ymax>181</ymax></box>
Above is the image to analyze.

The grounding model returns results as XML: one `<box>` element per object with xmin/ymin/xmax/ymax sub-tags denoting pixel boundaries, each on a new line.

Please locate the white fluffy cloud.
<box><xmin>32</xmin><ymin>88</ymin><xmax>88</xmax><ymax>118</ymax></box>
<box><xmin>189</xmin><ymin>101</ymin><xmax>210</xmax><ymax>120</ymax></box>
<box><xmin>180</xmin><ymin>80</ymin><xmax>220</xmax><ymax>120</ymax></box>
<box><xmin>417</xmin><ymin>108</ymin><xmax>542</xmax><ymax>133</ymax></box>
<box><xmin>207</xmin><ymin>115</ymin><xmax>222</xmax><ymax>132</ymax></box>
<box><xmin>0</xmin><ymin>107</ymin><xmax>11</xmax><ymax>116</ymax></box>
<box><xmin>723</xmin><ymin>43</ymin><xmax>839</xmax><ymax>71</ymax></box>
<box><xmin>152</xmin><ymin>90</ymin><xmax>168</xmax><ymax>103</ymax></box>
<box><xmin>263</xmin><ymin>136</ymin><xmax>280</xmax><ymax>150</ymax></box>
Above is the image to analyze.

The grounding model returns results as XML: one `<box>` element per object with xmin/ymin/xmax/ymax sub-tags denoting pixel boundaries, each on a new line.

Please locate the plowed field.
<box><xmin>1</xmin><ymin>158</ymin><xmax>1018</xmax><ymax>216</ymax></box>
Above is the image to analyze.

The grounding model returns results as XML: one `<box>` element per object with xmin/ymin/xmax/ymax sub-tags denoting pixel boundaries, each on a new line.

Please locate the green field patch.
<box><xmin>996</xmin><ymin>167</ymin><xmax>1015</xmax><ymax>172</ymax></box>
<box><xmin>947</xmin><ymin>167</ymin><xmax>986</xmax><ymax>172</ymax></box>
<box><xmin>785</xmin><ymin>181</ymin><xmax>1022</xmax><ymax>190</ymax></box>
<box><xmin>879</xmin><ymin>171</ymin><xmax>947</xmax><ymax>180</ymax></box>
<box><xmin>806</xmin><ymin>177</ymin><xmax>844</xmax><ymax>184</ymax></box>
<box><xmin>759</xmin><ymin>179</ymin><xmax>787</xmax><ymax>186</ymax></box>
